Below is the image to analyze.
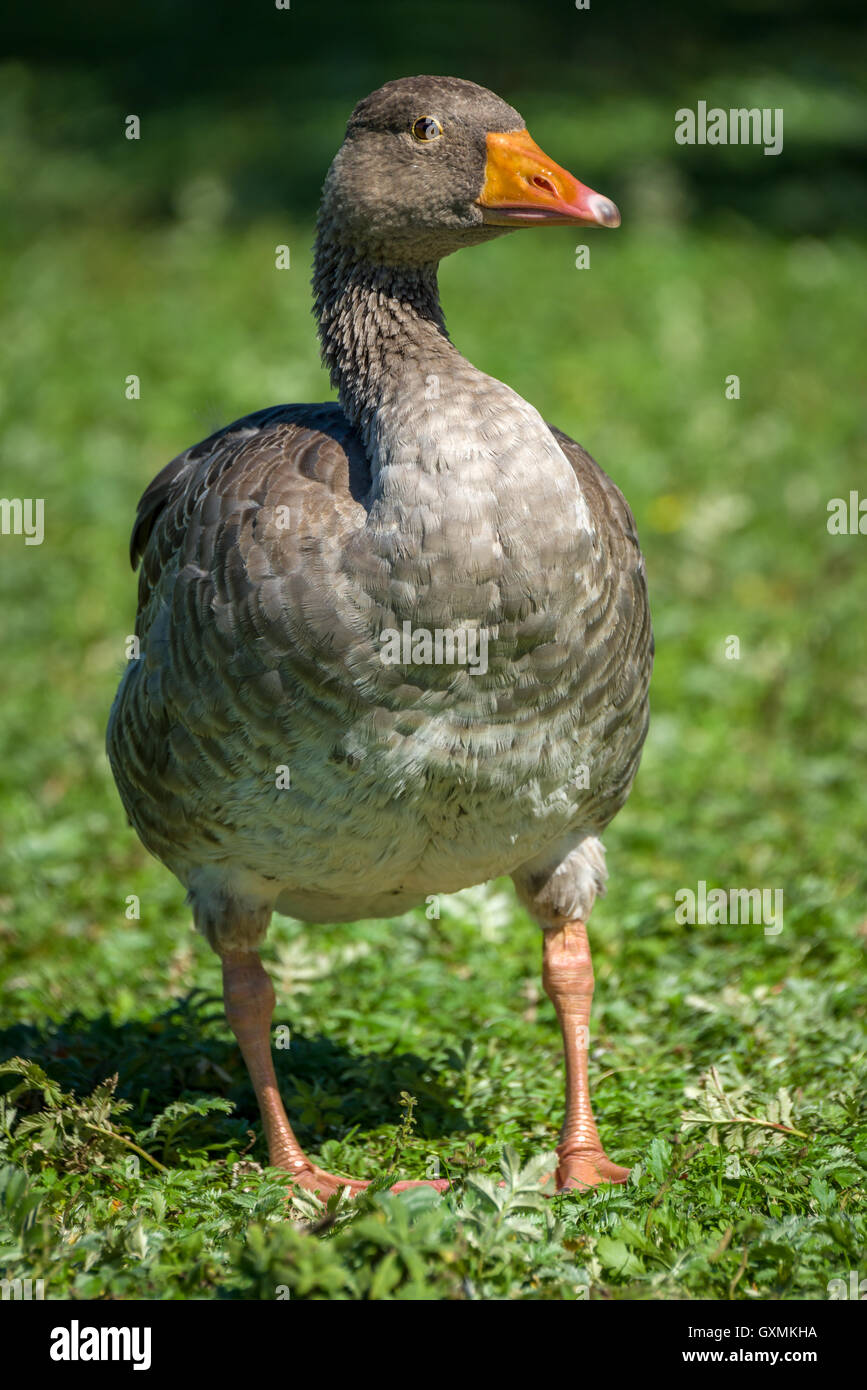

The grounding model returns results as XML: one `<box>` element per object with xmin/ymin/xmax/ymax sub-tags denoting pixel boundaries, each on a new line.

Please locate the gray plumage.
<box><xmin>107</xmin><ymin>75</ymin><xmax>653</xmax><ymax>955</ymax></box>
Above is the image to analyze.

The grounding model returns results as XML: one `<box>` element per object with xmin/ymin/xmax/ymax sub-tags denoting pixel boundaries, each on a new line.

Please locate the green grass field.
<box><xmin>1</xmin><ymin>50</ymin><xmax>866</xmax><ymax>1299</ymax></box>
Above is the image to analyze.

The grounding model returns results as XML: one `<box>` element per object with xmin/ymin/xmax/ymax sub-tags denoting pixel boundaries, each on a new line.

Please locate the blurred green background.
<box><xmin>0</xmin><ymin>0</ymin><xmax>865</xmax><ymax>1299</ymax></box>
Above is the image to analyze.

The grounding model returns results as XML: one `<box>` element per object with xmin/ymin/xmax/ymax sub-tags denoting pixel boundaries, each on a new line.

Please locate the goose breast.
<box><xmin>108</xmin><ymin>394</ymin><xmax>651</xmax><ymax>922</ymax></box>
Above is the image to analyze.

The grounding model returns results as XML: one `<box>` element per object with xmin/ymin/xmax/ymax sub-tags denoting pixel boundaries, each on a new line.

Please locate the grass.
<box><xmin>1</xmin><ymin>104</ymin><xmax>866</xmax><ymax>1298</ymax></box>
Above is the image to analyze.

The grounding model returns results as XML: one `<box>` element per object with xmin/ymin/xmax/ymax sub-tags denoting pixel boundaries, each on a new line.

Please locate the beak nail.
<box><xmin>587</xmin><ymin>195</ymin><xmax>621</xmax><ymax>229</ymax></box>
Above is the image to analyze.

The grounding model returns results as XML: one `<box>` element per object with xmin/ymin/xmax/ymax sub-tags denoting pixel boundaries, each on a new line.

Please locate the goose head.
<box><xmin>317</xmin><ymin>74</ymin><xmax>620</xmax><ymax>266</ymax></box>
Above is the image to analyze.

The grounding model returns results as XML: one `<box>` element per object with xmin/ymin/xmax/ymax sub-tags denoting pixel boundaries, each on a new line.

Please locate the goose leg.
<box><xmin>221</xmin><ymin>950</ymin><xmax>447</xmax><ymax>1200</ymax></box>
<box><xmin>542</xmin><ymin>919</ymin><xmax>629</xmax><ymax>1191</ymax></box>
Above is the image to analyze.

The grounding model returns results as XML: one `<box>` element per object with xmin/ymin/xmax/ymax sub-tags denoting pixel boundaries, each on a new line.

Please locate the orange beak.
<box><xmin>477</xmin><ymin>129</ymin><xmax>620</xmax><ymax>229</ymax></box>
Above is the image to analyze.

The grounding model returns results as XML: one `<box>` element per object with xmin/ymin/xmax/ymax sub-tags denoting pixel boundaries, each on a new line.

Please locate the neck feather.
<box><xmin>313</xmin><ymin>231</ymin><xmax>462</xmax><ymax>445</ymax></box>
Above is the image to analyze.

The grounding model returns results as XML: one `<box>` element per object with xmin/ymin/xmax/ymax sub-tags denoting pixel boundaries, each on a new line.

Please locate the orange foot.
<box><xmin>547</xmin><ymin>1147</ymin><xmax>630</xmax><ymax>1193</ymax></box>
<box><xmin>284</xmin><ymin>1165</ymin><xmax>449</xmax><ymax>1202</ymax></box>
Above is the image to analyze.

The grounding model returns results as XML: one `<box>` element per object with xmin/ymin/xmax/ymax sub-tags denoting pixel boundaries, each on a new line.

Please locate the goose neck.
<box><xmin>313</xmin><ymin>237</ymin><xmax>463</xmax><ymax>446</ymax></box>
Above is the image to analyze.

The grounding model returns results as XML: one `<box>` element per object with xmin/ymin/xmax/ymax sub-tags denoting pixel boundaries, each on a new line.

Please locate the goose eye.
<box><xmin>412</xmin><ymin>116</ymin><xmax>443</xmax><ymax>142</ymax></box>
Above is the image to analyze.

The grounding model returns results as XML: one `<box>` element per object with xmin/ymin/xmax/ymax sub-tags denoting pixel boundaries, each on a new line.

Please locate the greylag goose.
<box><xmin>107</xmin><ymin>76</ymin><xmax>653</xmax><ymax>1198</ymax></box>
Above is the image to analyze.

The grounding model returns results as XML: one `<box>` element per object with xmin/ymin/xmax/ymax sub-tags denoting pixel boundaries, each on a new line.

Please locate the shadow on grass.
<box><xmin>0</xmin><ymin>990</ymin><xmax>469</xmax><ymax>1161</ymax></box>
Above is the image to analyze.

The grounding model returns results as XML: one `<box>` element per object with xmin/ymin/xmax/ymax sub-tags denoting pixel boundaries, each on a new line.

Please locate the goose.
<box><xmin>107</xmin><ymin>75</ymin><xmax>653</xmax><ymax>1198</ymax></box>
